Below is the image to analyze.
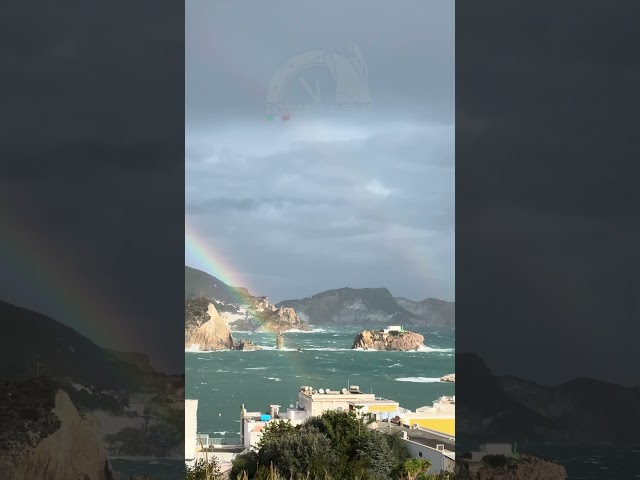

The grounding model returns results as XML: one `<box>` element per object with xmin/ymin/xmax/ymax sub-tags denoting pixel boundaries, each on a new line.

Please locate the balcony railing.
<box><xmin>197</xmin><ymin>436</ymin><xmax>243</xmax><ymax>447</ymax></box>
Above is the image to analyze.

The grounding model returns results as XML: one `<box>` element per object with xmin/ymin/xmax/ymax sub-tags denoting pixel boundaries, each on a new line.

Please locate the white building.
<box><xmin>382</xmin><ymin>325</ymin><xmax>404</xmax><ymax>334</ymax></box>
<box><xmin>185</xmin><ymin>399</ymin><xmax>198</xmax><ymax>464</ymax></box>
<box><xmin>402</xmin><ymin>437</ymin><xmax>455</xmax><ymax>475</ymax></box>
<box><xmin>241</xmin><ymin>385</ymin><xmax>400</xmax><ymax>448</ymax></box>
<box><xmin>468</xmin><ymin>443</ymin><xmax>515</xmax><ymax>462</ymax></box>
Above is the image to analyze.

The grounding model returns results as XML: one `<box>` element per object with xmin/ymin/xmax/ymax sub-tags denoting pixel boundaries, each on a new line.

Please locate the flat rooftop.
<box><xmin>375</xmin><ymin>424</ymin><xmax>455</xmax><ymax>452</ymax></box>
<box><xmin>300</xmin><ymin>389</ymin><xmax>369</xmax><ymax>397</ymax></box>
<box><xmin>347</xmin><ymin>398</ymin><xmax>398</xmax><ymax>405</ymax></box>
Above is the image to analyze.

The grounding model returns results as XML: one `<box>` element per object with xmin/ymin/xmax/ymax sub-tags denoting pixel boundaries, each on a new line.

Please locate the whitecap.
<box><xmin>394</xmin><ymin>377</ymin><xmax>442</xmax><ymax>383</ymax></box>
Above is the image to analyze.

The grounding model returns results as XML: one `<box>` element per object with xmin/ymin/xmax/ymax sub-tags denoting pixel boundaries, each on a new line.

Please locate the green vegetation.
<box><xmin>224</xmin><ymin>411</ymin><xmax>454</xmax><ymax>480</ymax></box>
<box><xmin>481</xmin><ymin>454</ymin><xmax>513</xmax><ymax>469</ymax></box>
<box><xmin>186</xmin><ymin>458</ymin><xmax>223</xmax><ymax>480</ymax></box>
<box><xmin>0</xmin><ymin>376</ymin><xmax>62</xmax><ymax>455</ymax></box>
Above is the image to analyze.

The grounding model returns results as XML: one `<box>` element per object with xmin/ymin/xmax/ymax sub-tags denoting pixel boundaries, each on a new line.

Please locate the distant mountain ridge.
<box><xmin>394</xmin><ymin>297</ymin><xmax>455</xmax><ymax>326</ymax></box>
<box><xmin>277</xmin><ymin>287</ymin><xmax>454</xmax><ymax>327</ymax></box>
<box><xmin>457</xmin><ymin>353</ymin><xmax>640</xmax><ymax>446</ymax></box>
<box><xmin>185</xmin><ymin>266</ymin><xmax>455</xmax><ymax>328</ymax></box>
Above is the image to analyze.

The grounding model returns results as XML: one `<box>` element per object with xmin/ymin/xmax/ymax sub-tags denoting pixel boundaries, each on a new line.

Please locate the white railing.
<box><xmin>197</xmin><ymin>436</ymin><xmax>243</xmax><ymax>447</ymax></box>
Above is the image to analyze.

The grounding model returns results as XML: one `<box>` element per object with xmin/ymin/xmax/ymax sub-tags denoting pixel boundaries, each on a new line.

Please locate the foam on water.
<box><xmin>394</xmin><ymin>377</ymin><xmax>442</xmax><ymax>383</ymax></box>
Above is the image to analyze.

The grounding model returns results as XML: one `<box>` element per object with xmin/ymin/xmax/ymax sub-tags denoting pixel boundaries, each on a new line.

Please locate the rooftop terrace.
<box><xmin>375</xmin><ymin>424</ymin><xmax>455</xmax><ymax>452</ymax></box>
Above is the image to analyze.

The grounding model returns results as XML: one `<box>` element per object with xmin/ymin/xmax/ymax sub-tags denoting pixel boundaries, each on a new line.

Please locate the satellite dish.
<box><xmin>318</xmin><ymin>389</ymin><xmax>325</xmax><ymax>394</ymax></box>
<box><xmin>290</xmin><ymin>404</ymin><xmax>294</xmax><ymax>409</ymax></box>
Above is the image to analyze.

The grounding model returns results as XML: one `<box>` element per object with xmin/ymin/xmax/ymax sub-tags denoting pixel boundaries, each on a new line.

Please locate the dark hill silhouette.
<box><xmin>0</xmin><ymin>300</ymin><xmax>148</xmax><ymax>392</ymax></box>
<box><xmin>458</xmin><ymin>352</ymin><xmax>640</xmax><ymax>446</ymax></box>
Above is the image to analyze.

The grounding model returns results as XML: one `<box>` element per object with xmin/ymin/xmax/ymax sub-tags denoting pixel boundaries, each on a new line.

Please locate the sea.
<box><xmin>110</xmin><ymin>458</ymin><xmax>185</xmax><ymax>480</ymax></box>
<box><xmin>185</xmin><ymin>326</ymin><xmax>455</xmax><ymax>439</ymax></box>
<box><xmin>524</xmin><ymin>445</ymin><xmax>640</xmax><ymax>480</ymax></box>
<box><xmin>454</xmin><ymin>442</ymin><xmax>640</xmax><ymax>480</ymax></box>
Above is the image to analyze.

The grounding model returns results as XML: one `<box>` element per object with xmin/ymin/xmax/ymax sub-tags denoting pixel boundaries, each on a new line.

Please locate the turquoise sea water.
<box><xmin>185</xmin><ymin>326</ymin><xmax>455</xmax><ymax>437</ymax></box>
<box><xmin>110</xmin><ymin>458</ymin><xmax>185</xmax><ymax>479</ymax></box>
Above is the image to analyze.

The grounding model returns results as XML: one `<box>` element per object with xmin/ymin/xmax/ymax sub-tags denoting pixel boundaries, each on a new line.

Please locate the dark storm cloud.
<box><xmin>456</xmin><ymin>0</ymin><xmax>640</xmax><ymax>385</ymax></box>
<box><xmin>0</xmin><ymin>1</ymin><xmax>184</xmax><ymax>373</ymax></box>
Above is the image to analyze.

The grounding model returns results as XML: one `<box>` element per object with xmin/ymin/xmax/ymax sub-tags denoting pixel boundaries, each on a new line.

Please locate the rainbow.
<box><xmin>0</xmin><ymin>198</ymin><xmax>143</xmax><ymax>381</ymax></box>
<box><xmin>185</xmin><ymin>218</ymin><xmax>253</xmax><ymax>299</ymax></box>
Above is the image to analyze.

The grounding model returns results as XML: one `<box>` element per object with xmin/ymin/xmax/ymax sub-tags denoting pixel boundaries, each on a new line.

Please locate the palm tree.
<box><xmin>402</xmin><ymin>458</ymin><xmax>432</xmax><ymax>480</ymax></box>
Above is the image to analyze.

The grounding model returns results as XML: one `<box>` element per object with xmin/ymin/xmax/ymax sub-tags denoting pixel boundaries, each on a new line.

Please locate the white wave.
<box><xmin>258</xmin><ymin>346</ymin><xmax>297</xmax><ymax>351</ymax></box>
<box><xmin>283</xmin><ymin>328</ymin><xmax>326</xmax><ymax>333</ymax></box>
<box><xmin>416</xmin><ymin>345</ymin><xmax>454</xmax><ymax>353</ymax></box>
<box><xmin>212</xmin><ymin>431</ymin><xmax>227</xmax><ymax>435</ymax></box>
<box><xmin>244</xmin><ymin>367</ymin><xmax>268</xmax><ymax>370</ymax></box>
<box><xmin>387</xmin><ymin>363</ymin><xmax>403</xmax><ymax>368</ymax></box>
<box><xmin>394</xmin><ymin>377</ymin><xmax>443</xmax><ymax>383</ymax></box>
<box><xmin>267</xmin><ymin>377</ymin><xmax>282</xmax><ymax>382</ymax></box>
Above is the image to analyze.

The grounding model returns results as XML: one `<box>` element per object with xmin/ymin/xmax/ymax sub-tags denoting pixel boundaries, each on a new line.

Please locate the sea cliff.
<box><xmin>185</xmin><ymin>300</ymin><xmax>234</xmax><ymax>351</ymax></box>
<box><xmin>0</xmin><ymin>378</ymin><xmax>115</xmax><ymax>480</ymax></box>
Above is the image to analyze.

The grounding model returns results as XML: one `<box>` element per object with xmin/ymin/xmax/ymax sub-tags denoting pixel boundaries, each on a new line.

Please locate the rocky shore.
<box><xmin>185</xmin><ymin>300</ymin><xmax>234</xmax><ymax>351</ymax></box>
<box><xmin>457</xmin><ymin>454</ymin><xmax>567</xmax><ymax>480</ymax></box>
<box><xmin>234</xmin><ymin>339</ymin><xmax>262</xmax><ymax>351</ymax></box>
<box><xmin>440</xmin><ymin>373</ymin><xmax>455</xmax><ymax>382</ymax></box>
<box><xmin>351</xmin><ymin>329</ymin><xmax>425</xmax><ymax>351</ymax></box>
<box><xmin>0</xmin><ymin>377</ymin><xmax>116</xmax><ymax>480</ymax></box>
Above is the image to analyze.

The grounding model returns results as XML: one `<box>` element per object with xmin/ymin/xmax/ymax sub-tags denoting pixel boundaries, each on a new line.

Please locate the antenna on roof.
<box><xmin>348</xmin><ymin>378</ymin><xmax>350</xmax><ymax>389</ymax></box>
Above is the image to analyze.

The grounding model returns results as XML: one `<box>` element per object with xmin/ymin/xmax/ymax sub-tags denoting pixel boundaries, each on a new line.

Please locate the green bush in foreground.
<box><xmin>229</xmin><ymin>411</ymin><xmax>455</xmax><ymax>480</ymax></box>
<box><xmin>185</xmin><ymin>458</ymin><xmax>223</xmax><ymax>480</ymax></box>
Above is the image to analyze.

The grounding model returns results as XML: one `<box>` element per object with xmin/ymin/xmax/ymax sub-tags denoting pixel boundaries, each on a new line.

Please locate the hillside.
<box><xmin>457</xmin><ymin>353</ymin><xmax>640</xmax><ymax>446</ymax></box>
<box><xmin>0</xmin><ymin>300</ymin><xmax>144</xmax><ymax>392</ymax></box>
<box><xmin>185</xmin><ymin>265</ymin><xmax>250</xmax><ymax>304</ymax></box>
<box><xmin>276</xmin><ymin>287</ymin><xmax>422</xmax><ymax>327</ymax></box>
<box><xmin>0</xmin><ymin>300</ymin><xmax>184</xmax><ymax>458</ymax></box>
<box><xmin>185</xmin><ymin>266</ymin><xmax>309</xmax><ymax>332</ymax></box>
<box><xmin>394</xmin><ymin>297</ymin><xmax>455</xmax><ymax>326</ymax></box>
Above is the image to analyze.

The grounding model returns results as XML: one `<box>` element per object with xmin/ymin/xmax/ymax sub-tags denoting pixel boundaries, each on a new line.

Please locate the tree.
<box><xmin>231</xmin><ymin>451</ymin><xmax>259</xmax><ymax>479</ymax></box>
<box><xmin>356</xmin><ymin>431</ymin><xmax>396</xmax><ymax>479</ymax></box>
<box><xmin>257</xmin><ymin>430</ymin><xmax>335</xmax><ymax>480</ymax></box>
<box><xmin>256</xmin><ymin>419</ymin><xmax>297</xmax><ymax>450</ymax></box>
<box><xmin>186</xmin><ymin>458</ymin><xmax>223</xmax><ymax>480</ymax></box>
<box><xmin>402</xmin><ymin>458</ymin><xmax>432</xmax><ymax>480</ymax></box>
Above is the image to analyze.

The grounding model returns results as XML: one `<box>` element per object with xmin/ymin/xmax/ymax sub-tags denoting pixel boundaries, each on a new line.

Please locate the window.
<box><xmin>419</xmin><ymin>452</ymin><xmax>423</xmax><ymax>458</ymax></box>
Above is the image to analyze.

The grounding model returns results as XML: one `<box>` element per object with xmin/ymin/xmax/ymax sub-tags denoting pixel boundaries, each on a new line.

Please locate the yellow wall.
<box><xmin>368</xmin><ymin>405</ymin><xmax>399</xmax><ymax>413</ymax></box>
<box><xmin>410</xmin><ymin>418</ymin><xmax>455</xmax><ymax>436</ymax></box>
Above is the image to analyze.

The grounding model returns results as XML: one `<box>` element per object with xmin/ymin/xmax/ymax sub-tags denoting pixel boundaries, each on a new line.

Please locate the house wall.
<box><xmin>409</xmin><ymin>418</ymin><xmax>455</xmax><ymax>436</ymax></box>
<box><xmin>401</xmin><ymin>439</ymin><xmax>455</xmax><ymax>475</ymax></box>
<box><xmin>185</xmin><ymin>399</ymin><xmax>198</xmax><ymax>461</ymax></box>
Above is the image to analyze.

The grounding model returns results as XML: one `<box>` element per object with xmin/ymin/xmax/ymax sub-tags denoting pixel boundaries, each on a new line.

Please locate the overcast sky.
<box><xmin>455</xmin><ymin>0</ymin><xmax>640</xmax><ymax>387</ymax></box>
<box><xmin>185</xmin><ymin>0</ymin><xmax>455</xmax><ymax>304</ymax></box>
